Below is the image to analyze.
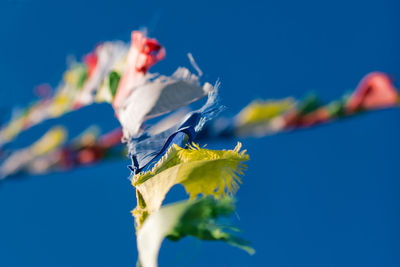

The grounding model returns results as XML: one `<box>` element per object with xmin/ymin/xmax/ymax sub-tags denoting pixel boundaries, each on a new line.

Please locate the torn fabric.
<box><xmin>116</xmin><ymin>67</ymin><xmax>214</xmax><ymax>139</ymax></box>
<box><xmin>127</xmin><ymin>88</ymin><xmax>221</xmax><ymax>174</ymax></box>
<box><xmin>137</xmin><ymin>197</ymin><xmax>254</xmax><ymax>267</ymax></box>
<box><xmin>132</xmin><ymin>142</ymin><xmax>248</xmax><ymax>228</ymax></box>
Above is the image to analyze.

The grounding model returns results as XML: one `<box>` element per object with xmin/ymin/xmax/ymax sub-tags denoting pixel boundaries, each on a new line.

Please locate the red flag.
<box><xmin>346</xmin><ymin>72</ymin><xmax>398</xmax><ymax>112</ymax></box>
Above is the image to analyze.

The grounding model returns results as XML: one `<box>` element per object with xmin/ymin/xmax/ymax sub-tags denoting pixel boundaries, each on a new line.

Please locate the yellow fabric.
<box><xmin>64</xmin><ymin>70</ymin><xmax>79</xmax><ymax>87</ymax></box>
<box><xmin>63</xmin><ymin>65</ymin><xmax>86</xmax><ymax>88</ymax></box>
<box><xmin>236</xmin><ymin>98</ymin><xmax>295</xmax><ymax>125</ymax></box>
<box><xmin>132</xmin><ymin>142</ymin><xmax>249</xmax><ymax>228</ymax></box>
<box><xmin>2</xmin><ymin>117</ymin><xmax>24</xmax><ymax>142</ymax></box>
<box><xmin>50</xmin><ymin>93</ymin><xmax>71</xmax><ymax>117</ymax></box>
<box><xmin>31</xmin><ymin>126</ymin><xmax>67</xmax><ymax>155</ymax></box>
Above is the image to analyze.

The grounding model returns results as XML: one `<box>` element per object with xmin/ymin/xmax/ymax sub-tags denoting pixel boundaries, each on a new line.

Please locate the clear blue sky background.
<box><xmin>0</xmin><ymin>0</ymin><xmax>399</xmax><ymax>266</ymax></box>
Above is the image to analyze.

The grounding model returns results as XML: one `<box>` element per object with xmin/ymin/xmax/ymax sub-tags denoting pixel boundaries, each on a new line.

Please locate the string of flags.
<box><xmin>2</xmin><ymin>71</ymin><xmax>398</xmax><ymax>180</ymax></box>
<box><xmin>0</xmin><ymin>41</ymin><xmax>128</xmax><ymax>147</ymax></box>
<box><xmin>198</xmin><ymin>72</ymin><xmax>399</xmax><ymax>140</ymax></box>
<box><xmin>0</xmin><ymin>126</ymin><xmax>124</xmax><ymax>179</ymax></box>
<box><xmin>1</xmin><ymin>30</ymin><xmax>398</xmax><ymax>266</ymax></box>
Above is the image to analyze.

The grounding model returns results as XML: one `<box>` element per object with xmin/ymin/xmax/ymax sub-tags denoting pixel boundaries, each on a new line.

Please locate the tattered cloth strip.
<box><xmin>132</xmin><ymin>142</ymin><xmax>248</xmax><ymax>228</ymax></box>
<box><xmin>112</xmin><ymin>31</ymin><xmax>165</xmax><ymax>110</ymax></box>
<box><xmin>137</xmin><ymin>197</ymin><xmax>254</xmax><ymax>267</ymax></box>
<box><xmin>116</xmin><ymin>67</ymin><xmax>214</xmax><ymax>140</ymax></box>
<box><xmin>127</xmin><ymin>89</ymin><xmax>221</xmax><ymax>175</ymax></box>
<box><xmin>0</xmin><ymin>126</ymin><xmax>124</xmax><ymax>179</ymax></box>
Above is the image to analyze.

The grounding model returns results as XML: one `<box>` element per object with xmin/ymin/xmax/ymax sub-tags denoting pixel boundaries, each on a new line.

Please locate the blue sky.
<box><xmin>0</xmin><ymin>0</ymin><xmax>399</xmax><ymax>266</ymax></box>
